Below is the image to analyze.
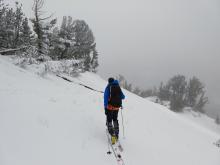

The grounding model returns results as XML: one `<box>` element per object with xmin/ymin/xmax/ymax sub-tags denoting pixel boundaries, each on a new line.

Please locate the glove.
<box><xmin>105</xmin><ymin>108</ymin><xmax>108</xmax><ymax>115</ymax></box>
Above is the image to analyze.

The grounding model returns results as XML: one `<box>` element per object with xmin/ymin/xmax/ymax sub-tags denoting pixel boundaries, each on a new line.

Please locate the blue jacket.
<box><xmin>104</xmin><ymin>80</ymin><xmax>125</xmax><ymax>108</ymax></box>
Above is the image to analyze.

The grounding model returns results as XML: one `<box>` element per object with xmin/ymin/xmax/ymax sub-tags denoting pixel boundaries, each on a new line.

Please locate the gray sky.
<box><xmin>8</xmin><ymin>0</ymin><xmax>220</xmax><ymax>116</ymax></box>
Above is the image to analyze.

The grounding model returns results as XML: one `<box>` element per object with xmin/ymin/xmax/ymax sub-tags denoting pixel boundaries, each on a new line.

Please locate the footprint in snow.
<box><xmin>37</xmin><ymin>116</ymin><xmax>49</xmax><ymax>128</ymax></box>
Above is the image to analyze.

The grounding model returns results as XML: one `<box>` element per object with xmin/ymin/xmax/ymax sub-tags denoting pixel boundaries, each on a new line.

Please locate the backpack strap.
<box><xmin>109</xmin><ymin>85</ymin><xmax>112</xmax><ymax>101</ymax></box>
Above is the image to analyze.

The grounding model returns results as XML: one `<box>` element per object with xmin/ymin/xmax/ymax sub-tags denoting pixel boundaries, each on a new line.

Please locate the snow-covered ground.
<box><xmin>0</xmin><ymin>55</ymin><xmax>219</xmax><ymax>165</ymax></box>
<box><xmin>180</xmin><ymin>108</ymin><xmax>220</xmax><ymax>136</ymax></box>
<box><xmin>146</xmin><ymin>97</ymin><xmax>220</xmax><ymax>136</ymax></box>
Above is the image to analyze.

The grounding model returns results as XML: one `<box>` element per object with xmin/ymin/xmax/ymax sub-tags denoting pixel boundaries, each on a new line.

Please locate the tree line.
<box><xmin>118</xmin><ymin>74</ymin><xmax>208</xmax><ymax>113</ymax></box>
<box><xmin>0</xmin><ymin>0</ymin><xmax>98</xmax><ymax>72</ymax></box>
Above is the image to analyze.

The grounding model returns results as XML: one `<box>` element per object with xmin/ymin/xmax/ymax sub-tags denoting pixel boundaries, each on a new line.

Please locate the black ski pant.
<box><xmin>106</xmin><ymin>109</ymin><xmax>119</xmax><ymax>137</ymax></box>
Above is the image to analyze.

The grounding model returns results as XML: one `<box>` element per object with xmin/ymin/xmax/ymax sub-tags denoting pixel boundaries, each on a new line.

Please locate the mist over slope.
<box><xmin>0</xmin><ymin>56</ymin><xmax>219</xmax><ymax>165</ymax></box>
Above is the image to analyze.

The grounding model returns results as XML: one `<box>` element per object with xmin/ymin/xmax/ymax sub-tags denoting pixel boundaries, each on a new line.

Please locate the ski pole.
<box><xmin>106</xmin><ymin>129</ymin><xmax>112</xmax><ymax>154</ymax></box>
<box><xmin>120</xmin><ymin>107</ymin><xmax>125</xmax><ymax>139</ymax></box>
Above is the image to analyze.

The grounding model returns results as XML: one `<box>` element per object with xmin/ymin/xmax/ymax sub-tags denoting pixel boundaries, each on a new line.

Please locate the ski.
<box><xmin>109</xmin><ymin>138</ymin><xmax>125</xmax><ymax>165</ymax></box>
<box><xmin>106</xmin><ymin>129</ymin><xmax>125</xmax><ymax>165</ymax></box>
<box><xmin>117</xmin><ymin>140</ymin><xmax>123</xmax><ymax>152</ymax></box>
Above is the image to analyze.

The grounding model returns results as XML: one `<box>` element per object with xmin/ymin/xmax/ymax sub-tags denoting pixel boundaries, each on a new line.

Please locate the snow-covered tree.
<box><xmin>4</xmin><ymin>8</ymin><xmax>15</xmax><ymax>48</ymax></box>
<box><xmin>20</xmin><ymin>17</ymin><xmax>33</xmax><ymax>46</ymax></box>
<box><xmin>42</xmin><ymin>18</ymin><xmax>57</xmax><ymax>55</ymax></box>
<box><xmin>185</xmin><ymin>77</ymin><xmax>204</xmax><ymax>107</ymax></box>
<box><xmin>168</xmin><ymin>75</ymin><xmax>187</xmax><ymax>112</ymax></box>
<box><xmin>72</xmin><ymin>20</ymin><xmax>95</xmax><ymax>60</ymax></box>
<box><xmin>49</xmin><ymin>16</ymin><xmax>98</xmax><ymax>72</ymax></box>
<box><xmin>31</xmin><ymin>0</ymin><xmax>44</xmax><ymax>56</ymax></box>
<box><xmin>90</xmin><ymin>47</ymin><xmax>99</xmax><ymax>72</ymax></box>
<box><xmin>51</xmin><ymin>16</ymin><xmax>76</xmax><ymax>60</ymax></box>
<box><xmin>13</xmin><ymin>2</ymin><xmax>24</xmax><ymax>47</ymax></box>
<box><xmin>193</xmin><ymin>92</ymin><xmax>208</xmax><ymax>113</ymax></box>
<box><xmin>184</xmin><ymin>76</ymin><xmax>208</xmax><ymax>112</ymax></box>
<box><xmin>31</xmin><ymin>0</ymin><xmax>56</xmax><ymax>60</ymax></box>
<box><xmin>0</xmin><ymin>0</ymin><xmax>7</xmax><ymax>48</ymax></box>
<box><xmin>158</xmin><ymin>82</ymin><xmax>170</xmax><ymax>101</ymax></box>
<box><xmin>140</xmin><ymin>89</ymin><xmax>154</xmax><ymax>98</ymax></box>
<box><xmin>0</xmin><ymin>1</ymin><xmax>32</xmax><ymax>50</ymax></box>
<box><xmin>83</xmin><ymin>44</ymin><xmax>98</xmax><ymax>72</ymax></box>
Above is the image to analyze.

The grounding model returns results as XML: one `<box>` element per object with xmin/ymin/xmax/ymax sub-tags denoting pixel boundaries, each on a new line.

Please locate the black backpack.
<box><xmin>108</xmin><ymin>84</ymin><xmax>122</xmax><ymax>107</ymax></box>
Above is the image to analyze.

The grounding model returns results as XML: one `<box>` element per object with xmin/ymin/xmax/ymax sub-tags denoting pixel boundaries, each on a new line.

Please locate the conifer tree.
<box><xmin>4</xmin><ymin>8</ymin><xmax>15</xmax><ymax>48</ymax></box>
<box><xmin>168</xmin><ymin>75</ymin><xmax>187</xmax><ymax>112</ymax></box>
<box><xmin>90</xmin><ymin>47</ymin><xmax>99</xmax><ymax>72</ymax></box>
<box><xmin>21</xmin><ymin>17</ymin><xmax>33</xmax><ymax>46</ymax></box>
<box><xmin>54</xmin><ymin>16</ymin><xmax>76</xmax><ymax>59</ymax></box>
<box><xmin>0</xmin><ymin>0</ymin><xmax>7</xmax><ymax>48</ymax></box>
<box><xmin>0</xmin><ymin>0</ymin><xmax>32</xmax><ymax>50</ymax></box>
<box><xmin>31</xmin><ymin>0</ymin><xmax>56</xmax><ymax>60</ymax></box>
<box><xmin>158</xmin><ymin>82</ymin><xmax>170</xmax><ymax>101</ymax></box>
<box><xmin>185</xmin><ymin>77</ymin><xmax>203</xmax><ymax>106</ymax></box>
<box><xmin>13</xmin><ymin>2</ymin><xmax>24</xmax><ymax>47</ymax></box>
<box><xmin>193</xmin><ymin>92</ymin><xmax>208</xmax><ymax>113</ymax></box>
<box><xmin>72</xmin><ymin>20</ymin><xmax>96</xmax><ymax>60</ymax></box>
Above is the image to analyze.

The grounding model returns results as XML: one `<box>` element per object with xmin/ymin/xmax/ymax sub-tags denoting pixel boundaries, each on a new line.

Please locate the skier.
<box><xmin>104</xmin><ymin>77</ymin><xmax>125</xmax><ymax>144</ymax></box>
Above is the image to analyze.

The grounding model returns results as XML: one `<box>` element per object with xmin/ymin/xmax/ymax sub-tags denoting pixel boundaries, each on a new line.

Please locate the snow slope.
<box><xmin>179</xmin><ymin>109</ymin><xmax>220</xmax><ymax>136</ymax></box>
<box><xmin>146</xmin><ymin>97</ymin><xmax>220</xmax><ymax>136</ymax></box>
<box><xmin>0</xmin><ymin>56</ymin><xmax>219</xmax><ymax>165</ymax></box>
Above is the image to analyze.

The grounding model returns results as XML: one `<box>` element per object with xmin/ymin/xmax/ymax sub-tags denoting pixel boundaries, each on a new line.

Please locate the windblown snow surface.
<box><xmin>0</xmin><ymin>55</ymin><xmax>219</xmax><ymax>165</ymax></box>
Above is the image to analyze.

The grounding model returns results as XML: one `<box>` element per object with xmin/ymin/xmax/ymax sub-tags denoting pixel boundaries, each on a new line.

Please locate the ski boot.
<box><xmin>111</xmin><ymin>134</ymin><xmax>118</xmax><ymax>145</ymax></box>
